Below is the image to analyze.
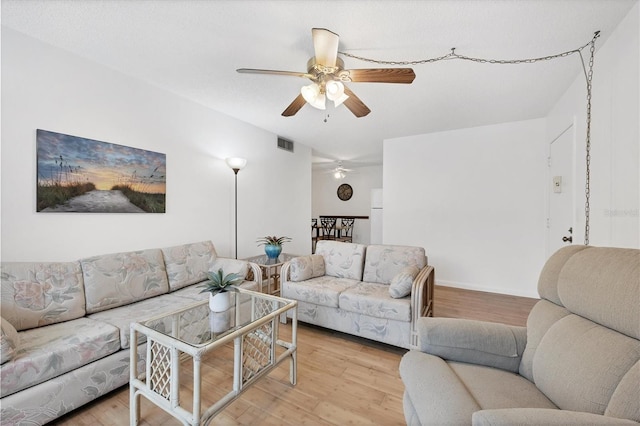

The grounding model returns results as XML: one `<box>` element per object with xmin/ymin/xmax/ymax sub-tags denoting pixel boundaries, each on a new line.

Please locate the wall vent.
<box><xmin>277</xmin><ymin>137</ymin><xmax>294</xmax><ymax>153</ymax></box>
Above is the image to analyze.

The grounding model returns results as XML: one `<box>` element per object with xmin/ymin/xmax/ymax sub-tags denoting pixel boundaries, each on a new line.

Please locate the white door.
<box><xmin>547</xmin><ymin>124</ymin><xmax>575</xmax><ymax>256</ymax></box>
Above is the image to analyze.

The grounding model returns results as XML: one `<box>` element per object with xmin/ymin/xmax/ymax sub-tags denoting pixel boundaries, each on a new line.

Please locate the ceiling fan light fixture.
<box><xmin>326</xmin><ymin>80</ymin><xmax>349</xmax><ymax>107</ymax></box>
<box><xmin>301</xmin><ymin>83</ymin><xmax>326</xmax><ymax>110</ymax></box>
<box><xmin>334</xmin><ymin>170</ymin><xmax>346</xmax><ymax>180</ymax></box>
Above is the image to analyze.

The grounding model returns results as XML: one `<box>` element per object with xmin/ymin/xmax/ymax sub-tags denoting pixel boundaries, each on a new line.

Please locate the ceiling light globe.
<box><xmin>325</xmin><ymin>80</ymin><xmax>345</xmax><ymax>100</ymax></box>
<box><xmin>301</xmin><ymin>83</ymin><xmax>326</xmax><ymax>110</ymax></box>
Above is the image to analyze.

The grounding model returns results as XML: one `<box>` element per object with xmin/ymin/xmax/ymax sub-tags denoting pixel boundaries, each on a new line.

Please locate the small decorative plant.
<box><xmin>198</xmin><ymin>269</ymin><xmax>243</xmax><ymax>296</ymax></box>
<box><xmin>256</xmin><ymin>236</ymin><xmax>292</xmax><ymax>247</ymax></box>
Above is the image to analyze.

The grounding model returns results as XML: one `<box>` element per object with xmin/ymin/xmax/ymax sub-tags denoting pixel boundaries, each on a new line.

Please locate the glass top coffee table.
<box><xmin>129</xmin><ymin>288</ymin><xmax>297</xmax><ymax>425</ymax></box>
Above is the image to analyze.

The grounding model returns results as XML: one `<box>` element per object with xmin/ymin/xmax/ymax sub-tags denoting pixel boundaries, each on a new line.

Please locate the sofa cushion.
<box><xmin>400</xmin><ymin>350</ymin><xmax>558</xmax><ymax>426</ymax></box>
<box><xmin>473</xmin><ymin>408</ymin><xmax>640</xmax><ymax>425</ymax></box>
<box><xmin>533</xmin><ymin>314</ymin><xmax>640</xmax><ymax>415</ymax></box>
<box><xmin>557</xmin><ymin>247</ymin><xmax>640</xmax><ymax>339</ymax></box>
<box><xmin>289</xmin><ymin>255</ymin><xmax>325</xmax><ymax>282</ymax></box>
<box><xmin>81</xmin><ymin>249</ymin><xmax>169</xmax><ymax>314</ymax></box>
<box><xmin>210</xmin><ymin>258</ymin><xmax>249</xmax><ymax>280</ymax></box>
<box><xmin>161</xmin><ymin>241</ymin><xmax>218</xmax><ymax>291</ymax></box>
<box><xmin>605</xmin><ymin>360</ymin><xmax>640</xmax><ymax>422</ymax></box>
<box><xmin>518</xmin><ymin>300</ymin><xmax>570</xmax><ymax>382</ymax></box>
<box><xmin>536</xmin><ymin>245</ymin><xmax>591</xmax><ymax>306</ymax></box>
<box><xmin>389</xmin><ymin>265</ymin><xmax>419</xmax><ymax>298</ymax></box>
<box><xmin>0</xmin><ymin>317</ymin><xmax>121</xmax><ymax>397</ymax></box>
<box><xmin>363</xmin><ymin>245</ymin><xmax>427</xmax><ymax>285</ymax></box>
<box><xmin>400</xmin><ymin>351</ymin><xmax>482</xmax><ymax>425</ymax></box>
<box><xmin>87</xmin><ymin>293</ymin><xmax>192</xmax><ymax>349</ymax></box>
<box><xmin>449</xmin><ymin>362</ymin><xmax>557</xmax><ymax>410</ymax></box>
<box><xmin>314</xmin><ymin>241</ymin><xmax>366</xmax><ymax>280</ymax></box>
<box><xmin>281</xmin><ymin>276</ymin><xmax>359</xmax><ymax>308</ymax></box>
<box><xmin>0</xmin><ymin>261</ymin><xmax>86</xmax><ymax>331</ymax></box>
<box><xmin>339</xmin><ymin>282</ymin><xmax>411</xmax><ymax>322</ymax></box>
<box><xmin>1</xmin><ymin>317</ymin><xmax>19</xmax><ymax>364</ymax></box>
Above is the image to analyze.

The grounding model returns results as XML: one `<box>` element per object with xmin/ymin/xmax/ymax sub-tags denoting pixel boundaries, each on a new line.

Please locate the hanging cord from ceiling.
<box><xmin>340</xmin><ymin>31</ymin><xmax>600</xmax><ymax>245</ymax></box>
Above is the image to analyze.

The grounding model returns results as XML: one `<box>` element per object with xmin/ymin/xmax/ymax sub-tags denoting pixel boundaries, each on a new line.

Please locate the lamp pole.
<box><xmin>225</xmin><ymin>157</ymin><xmax>247</xmax><ymax>259</ymax></box>
<box><xmin>232</xmin><ymin>167</ymin><xmax>239</xmax><ymax>259</ymax></box>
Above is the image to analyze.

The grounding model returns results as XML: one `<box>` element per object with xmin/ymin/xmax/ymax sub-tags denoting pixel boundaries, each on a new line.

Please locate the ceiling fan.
<box><xmin>325</xmin><ymin>161</ymin><xmax>355</xmax><ymax>179</ymax></box>
<box><xmin>237</xmin><ymin>28</ymin><xmax>416</xmax><ymax>118</ymax></box>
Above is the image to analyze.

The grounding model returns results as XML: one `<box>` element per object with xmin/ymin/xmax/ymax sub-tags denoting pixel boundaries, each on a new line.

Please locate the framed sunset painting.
<box><xmin>36</xmin><ymin>129</ymin><xmax>166</xmax><ymax>213</ymax></box>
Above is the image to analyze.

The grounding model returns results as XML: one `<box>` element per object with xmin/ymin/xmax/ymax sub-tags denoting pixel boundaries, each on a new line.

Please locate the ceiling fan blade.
<box><xmin>312</xmin><ymin>28</ymin><xmax>339</xmax><ymax>67</ymax></box>
<box><xmin>237</xmin><ymin>68</ymin><xmax>312</xmax><ymax>78</ymax></box>
<box><xmin>342</xmin><ymin>86</ymin><xmax>371</xmax><ymax>118</ymax></box>
<box><xmin>345</xmin><ymin>68</ymin><xmax>416</xmax><ymax>84</ymax></box>
<box><xmin>281</xmin><ymin>93</ymin><xmax>306</xmax><ymax>117</ymax></box>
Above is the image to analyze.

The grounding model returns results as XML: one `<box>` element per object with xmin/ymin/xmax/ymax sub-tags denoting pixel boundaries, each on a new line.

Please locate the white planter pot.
<box><xmin>209</xmin><ymin>292</ymin><xmax>230</xmax><ymax>312</ymax></box>
<box><xmin>209</xmin><ymin>310</ymin><xmax>230</xmax><ymax>333</ymax></box>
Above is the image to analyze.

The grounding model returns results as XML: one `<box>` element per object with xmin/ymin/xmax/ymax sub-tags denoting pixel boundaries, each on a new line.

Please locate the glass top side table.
<box><xmin>244</xmin><ymin>253</ymin><xmax>299</xmax><ymax>295</ymax></box>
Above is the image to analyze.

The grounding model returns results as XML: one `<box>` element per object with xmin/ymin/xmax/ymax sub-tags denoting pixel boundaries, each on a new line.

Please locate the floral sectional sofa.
<box><xmin>281</xmin><ymin>241</ymin><xmax>435</xmax><ymax>349</ymax></box>
<box><xmin>0</xmin><ymin>240</ymin><xmax>261</xmax><ymax>425</ymax></box>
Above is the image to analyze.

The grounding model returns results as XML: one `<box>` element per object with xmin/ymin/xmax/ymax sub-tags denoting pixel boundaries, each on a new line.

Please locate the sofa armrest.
<box><xmin>417</xmin><ymin>317</ymin><xmax>527</xmax><ymax>373</ymax></box>
<box><xmin>409</xmin><ymin>265</ymin><xmax>435</xmax><ymax>348</ymax></box>
<box><xmin>214</xmin><ymin>257</ymin><xmax>262</xmax><ymax>289</ymax></box>
<box><xmin>281</xmin><ymin>261</ymin><xmax>292</xmax><ymax>284</ymax></box>
<box><xmin>473</xmin><ymin>409</ymin><xmax>639</xmax><ymax>425</ymax></box>
<box><xmin>246</xmin><ymin>261</ymin><xmax>262</xmax><ymax>289</ymax></box>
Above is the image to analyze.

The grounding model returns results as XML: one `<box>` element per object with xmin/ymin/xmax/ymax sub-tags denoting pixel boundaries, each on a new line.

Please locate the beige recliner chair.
<box><xmin>400</xmin><ymin>245</ymin><xmax>639</xmax><ymax>425</ymax></box>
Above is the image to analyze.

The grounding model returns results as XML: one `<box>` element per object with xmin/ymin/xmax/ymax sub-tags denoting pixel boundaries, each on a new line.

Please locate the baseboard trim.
<box><xmin>436</xmin><ymin>280</ymin><xmax>539</xmax><ymax>299</ymax></box>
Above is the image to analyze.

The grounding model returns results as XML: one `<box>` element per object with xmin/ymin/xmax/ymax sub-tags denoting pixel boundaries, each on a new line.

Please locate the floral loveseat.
<box><xmin>0</xmin><ymin>240</ymin><xmax>261</xmax><ymax>425</ymax></box>
<box><xmin>280</xmin><ymin>240</ymin><xmax>434</xmax><ymax>349</ymax></box>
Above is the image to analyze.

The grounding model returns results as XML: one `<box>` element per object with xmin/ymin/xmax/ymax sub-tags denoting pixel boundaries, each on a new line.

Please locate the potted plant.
<box><xmin>198</xmin><ymin>268</ymin><xmax>244</xmax><ymax>312</ymax></box>
<box><xmin>257</xmin><ymin>235</ymin><xmax>292</xmax><ymax>259</ymax></box>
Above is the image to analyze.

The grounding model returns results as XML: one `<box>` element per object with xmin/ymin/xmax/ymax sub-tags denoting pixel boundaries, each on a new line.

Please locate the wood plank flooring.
<box><xmin>51</xmin><ymin>286</ymin><xmax>539</xmax><ymax>425</ymax></box>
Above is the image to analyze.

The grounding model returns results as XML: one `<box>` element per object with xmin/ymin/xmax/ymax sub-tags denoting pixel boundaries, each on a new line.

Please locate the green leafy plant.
<box><xmin>197</xmin><ymin>269</ymin><xmax>243</xmax><ymax>296</ymax></box>
<box><xmin>256</xmin><ymin>236</ymin><xmax>292</xmax><ymax>247</ymax></box>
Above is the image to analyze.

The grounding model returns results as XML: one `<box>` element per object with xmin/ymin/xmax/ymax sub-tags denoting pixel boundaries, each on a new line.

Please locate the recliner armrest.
<box><xmin>417</xmin><ymin>317</ymin><xmax>527</xmax><ymax>372</ymax></box>
<box><xmin>473</xmin><ymin>408</ymin><xmax>639</xmax><ymax>425</ymax></box>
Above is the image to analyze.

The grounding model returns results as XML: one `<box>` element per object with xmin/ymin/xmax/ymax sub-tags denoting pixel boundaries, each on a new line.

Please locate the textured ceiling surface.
<box><xmin>2</xmin><ymin>0</ymin><xmax>636</xmax><ymax>167</ymax></box>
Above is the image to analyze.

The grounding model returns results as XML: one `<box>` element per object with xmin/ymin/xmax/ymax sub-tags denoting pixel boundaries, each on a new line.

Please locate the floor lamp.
<box><xmin>226</xmin><ymin>157</ymin><xmax>247</xmax><ymax>259</ymax></box>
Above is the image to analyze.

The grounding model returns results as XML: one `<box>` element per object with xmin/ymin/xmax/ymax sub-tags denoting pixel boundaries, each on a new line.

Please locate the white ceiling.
<box><xmin>2</xmin><ymin>0</ymin><xmax>636</xmax><ymax>168</ymax></box>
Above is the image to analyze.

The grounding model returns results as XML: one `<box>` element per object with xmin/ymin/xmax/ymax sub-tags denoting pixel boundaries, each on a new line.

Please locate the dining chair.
<box><xmin>311</xmin><ymin>218</ymin><xmax>319</xmax><ymax>253</ymax></box>
<box><xmin>337</xmin><ymin>218</ymin><xmax>355</xmax><ymax>243</ymax></box>
<box><xmin>319</xmin><ymin>217</ymin><xmax>338</xmax><ymax>241</ymax></box>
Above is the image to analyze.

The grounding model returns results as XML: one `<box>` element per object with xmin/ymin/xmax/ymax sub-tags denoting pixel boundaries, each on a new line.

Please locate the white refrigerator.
<box><xmin>370</xmin><ymin>188</ymin><xmax>383</xmax><ymax>244</ymax></box>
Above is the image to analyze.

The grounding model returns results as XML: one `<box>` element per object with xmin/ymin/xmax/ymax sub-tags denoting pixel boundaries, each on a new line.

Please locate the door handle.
<box><xmin>562</xmin><ymin>235</ymin><xmax>573</xmax><ymax>243</ymax></box>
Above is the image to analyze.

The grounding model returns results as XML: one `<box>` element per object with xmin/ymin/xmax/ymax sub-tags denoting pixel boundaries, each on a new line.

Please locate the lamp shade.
<box><xmin>326</xmin><ymin>80</ymin><xmax>349</xmax><ymax>107</ymax></box>
<box><xmin>301</xmin><ymin>83</ymin><xmax>326</xmax><ymax>110</ymax></box>
<box><xmin>225</xmin><ymin>157</ymin><xmax>247</xmax><ymax>171</ymax></box>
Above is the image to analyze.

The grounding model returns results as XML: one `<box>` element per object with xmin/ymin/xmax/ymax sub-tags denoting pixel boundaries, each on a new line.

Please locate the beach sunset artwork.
<box><xmin>37</xmin><ymin>129</ymin><xmax>166</xmax><ymax>213</ymax></box>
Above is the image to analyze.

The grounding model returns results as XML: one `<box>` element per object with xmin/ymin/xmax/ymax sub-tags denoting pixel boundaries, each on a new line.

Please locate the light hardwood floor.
<box><xmin>52</xmin><ymin>286</ymin><xmax>539</xmax><ymax>425</ymax></box>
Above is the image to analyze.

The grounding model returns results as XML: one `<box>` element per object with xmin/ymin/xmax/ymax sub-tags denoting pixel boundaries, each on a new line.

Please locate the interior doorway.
<box><xmin>547</xmin><ymin>122</ymin><xmax>575</xmax><ymax>257</ymax></box>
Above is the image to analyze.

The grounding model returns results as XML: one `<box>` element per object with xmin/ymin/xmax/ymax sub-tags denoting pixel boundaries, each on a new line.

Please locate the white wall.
<box><xmin>384</xmin><ymin>119</ymin><xmax>547</xmax><ymax>298</ymax></box>
<box><xmin>383</xmin><ymin>3</ymin><xmax>639</xmax><ymax>298</ymax></box>
<box><xmin>547</xmin><ymin>1</ymin><xmax>639</xmax><ymax>249</ymax></box>
<box><xmin>312</xmin><ymin>165</ymin><xmax>382</xmax><ymax>244</ymax></box>
<box><xmin>1</xmin><ymin>28</ymin><xmax>312</xmax><ymax>261</ymax></box>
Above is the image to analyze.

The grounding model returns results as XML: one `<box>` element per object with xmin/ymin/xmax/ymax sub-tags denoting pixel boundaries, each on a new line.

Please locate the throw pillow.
<box><xmin>289</xmin><ymin>255</ymin><xmax>325</xmax><ymax>282</ymax></box>
<box><xmin>389</xmin><ymin>265</ymin><xmax>420</xmax><ymax>299</ymax></box>
<box><xmin>210</xmin><ymin>258</ymin><xmax>249</xmax><ymax>280</ymax></box>
<box><xmin>310</xmin><ymin>254</ymin><xmax>326</xmax><ymax>278</ymax></box>
<box><xmin>1</xmin><ymin>317</ymin><xmax>20</xmax><ymax>364</ymax></box>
